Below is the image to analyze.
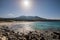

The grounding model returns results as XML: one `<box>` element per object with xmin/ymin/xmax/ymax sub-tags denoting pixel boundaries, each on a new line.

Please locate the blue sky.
<box><xmin>0</xmin><ymin>0</ymin><xmax>60</xmax><ymax>19</ymax></box>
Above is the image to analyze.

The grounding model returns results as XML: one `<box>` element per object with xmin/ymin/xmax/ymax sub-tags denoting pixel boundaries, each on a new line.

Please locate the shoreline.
<box><xmin>0</xmin><ymin>26</ymin><xmax>60</xmax><ymax>40</ymax></box>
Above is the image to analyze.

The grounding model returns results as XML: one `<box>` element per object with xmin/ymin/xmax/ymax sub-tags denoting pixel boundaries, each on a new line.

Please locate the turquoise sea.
<box><xmin>32</xmin><ymin>21</ymin><xmax>60</xmax><ymax>31</ymax></box>
<box><xmin>9</xmin><ymin>21</ymin><xmax>60</xmax><ymax>32</ymax></box>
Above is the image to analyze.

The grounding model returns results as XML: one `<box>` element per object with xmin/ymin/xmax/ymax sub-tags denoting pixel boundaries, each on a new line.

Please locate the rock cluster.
<box><xmin>0</xmin><ymin>26</ymin><xmax>60</xmax><ymax>40</ymax></box>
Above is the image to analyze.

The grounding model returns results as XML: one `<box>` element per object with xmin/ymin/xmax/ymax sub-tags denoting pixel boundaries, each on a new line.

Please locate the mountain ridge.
<box><xmin>0</xmin><ymin>16</ymin><xmax>60</xmax><ymax>21</ymax></box>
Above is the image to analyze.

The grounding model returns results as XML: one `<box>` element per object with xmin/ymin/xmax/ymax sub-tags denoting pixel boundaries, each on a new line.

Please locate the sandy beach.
<box><xmin>0</xmin><ymin>21</ymin><xmax>34</xmax><ymax>26</ymax></box>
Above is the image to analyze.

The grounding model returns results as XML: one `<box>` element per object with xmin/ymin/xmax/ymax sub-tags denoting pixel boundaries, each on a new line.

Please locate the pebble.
<box><xmin>0</xmin><ymin>26</ymin><xmax>60</xmax><ymax>40</ymax></box>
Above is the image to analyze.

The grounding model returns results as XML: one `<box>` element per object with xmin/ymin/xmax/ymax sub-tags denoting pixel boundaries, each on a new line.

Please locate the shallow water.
<box><xmin>0</xmin><ymin>21</ymin><xmax>60</xmax><ymax>32</ymax></box>
<box><xmin>32</xmin><ymin>21</ymin><xmax>60</xmax><ymax>30</ymax></box>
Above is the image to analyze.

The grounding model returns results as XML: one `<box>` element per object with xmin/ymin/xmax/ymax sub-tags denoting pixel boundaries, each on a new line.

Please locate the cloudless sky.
<box><xmin>0</xmin><ymin>0</ymin><xmax>60</xmax><ymax>19</ymax></box>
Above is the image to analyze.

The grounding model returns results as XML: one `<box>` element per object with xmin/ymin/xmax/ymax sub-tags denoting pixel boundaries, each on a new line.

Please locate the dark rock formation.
<box><xmin>0</xmin><ymin>26</ymin><xmax>60</xmax><ymax>40</ymax></box>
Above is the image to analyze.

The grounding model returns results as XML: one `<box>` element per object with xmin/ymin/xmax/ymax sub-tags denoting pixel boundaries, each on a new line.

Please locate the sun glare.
<box><xmin>24</xmin><ymin>0</ymin><xmax>29</xmax><ymax>7</ymax></box>
<box><xmin>21</xmin><ymin>0</ymin><xmax>31</xmax><ymax>9</ymax></box>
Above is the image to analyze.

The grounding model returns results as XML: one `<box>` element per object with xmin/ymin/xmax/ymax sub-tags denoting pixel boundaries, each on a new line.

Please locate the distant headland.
<box><xmin>0</xmin><ymin>16</ymin><xmax>60</xmax><ymax>22</ymax></box>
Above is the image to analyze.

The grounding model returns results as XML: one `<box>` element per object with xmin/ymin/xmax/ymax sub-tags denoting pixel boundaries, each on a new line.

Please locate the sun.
<box><xmin>23</xmin><ymin>0</ymin><xmax>29</xmax><ymax>7</ymax></box>
<box><xmin>21</xmin><ymin>0</ymin><xmax>31</xmax><ymax>9</ymax></box>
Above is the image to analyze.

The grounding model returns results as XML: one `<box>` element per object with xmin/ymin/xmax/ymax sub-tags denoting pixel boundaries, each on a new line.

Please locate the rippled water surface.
<box><xmin>0</xmin><ymin>21</ymin><xmax>60</xmax><ymax>32</ymax></box>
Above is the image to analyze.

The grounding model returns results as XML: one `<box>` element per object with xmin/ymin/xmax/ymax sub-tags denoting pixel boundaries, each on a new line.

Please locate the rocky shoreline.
<box><xmin>0</xmin><ymin>26</ymin><xmax>60</xmax><ymax>40</ymax></box>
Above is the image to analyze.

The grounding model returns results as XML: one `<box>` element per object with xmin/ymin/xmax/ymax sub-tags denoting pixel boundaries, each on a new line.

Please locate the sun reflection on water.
<box><xmin>15</xmin><ymin>22</ymin><xmax>34</xmax><ymax>33</ymax></box>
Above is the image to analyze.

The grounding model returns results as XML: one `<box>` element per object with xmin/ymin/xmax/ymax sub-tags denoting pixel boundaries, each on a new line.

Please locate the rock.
<box><xmin>0</xmin><ymin>26</ymin><xmax>60</xmax><ymax>40</ymax></box>
<box><xmin>53</xmin><ymin>32</ymin><xmax>60</xmax><ymax>36</ymax></box>
<box><xmin>40</xmin><ymin>37</ymin><xmax>45</xmax><ymax>40</ymax></box>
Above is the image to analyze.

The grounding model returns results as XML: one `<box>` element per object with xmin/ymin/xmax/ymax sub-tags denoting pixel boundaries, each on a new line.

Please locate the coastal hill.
<box><xmin>15</xmin><ymin>16</ymin><xmax>46</xmax><ymax>21</ymax></box>
<box><xmin>0</xmin><ymin>16</ymin><xmax>60</xmax><ymax>21</ymax></box>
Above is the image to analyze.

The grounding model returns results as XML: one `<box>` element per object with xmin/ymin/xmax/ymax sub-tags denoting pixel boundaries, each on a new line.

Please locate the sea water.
<box><xmin>7</xmin><ymin>21</ymin><xmax>60</xmax><ymax>32</ymax></box>
<box><xmin>32</xmin><ymin>21</ymin><xmax>60</xmax><ymax>31</ymax></box>
<box><xmin>0</xmin><ymin>21</ymin><xmax>60</xmax><ymax>32</ymax></box>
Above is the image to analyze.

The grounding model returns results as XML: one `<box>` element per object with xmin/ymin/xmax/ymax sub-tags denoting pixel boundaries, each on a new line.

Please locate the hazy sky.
<box><xmin>0</xmin><ymin>0</ymin><xmax>60</xmax><ymax>19</ymax></box>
